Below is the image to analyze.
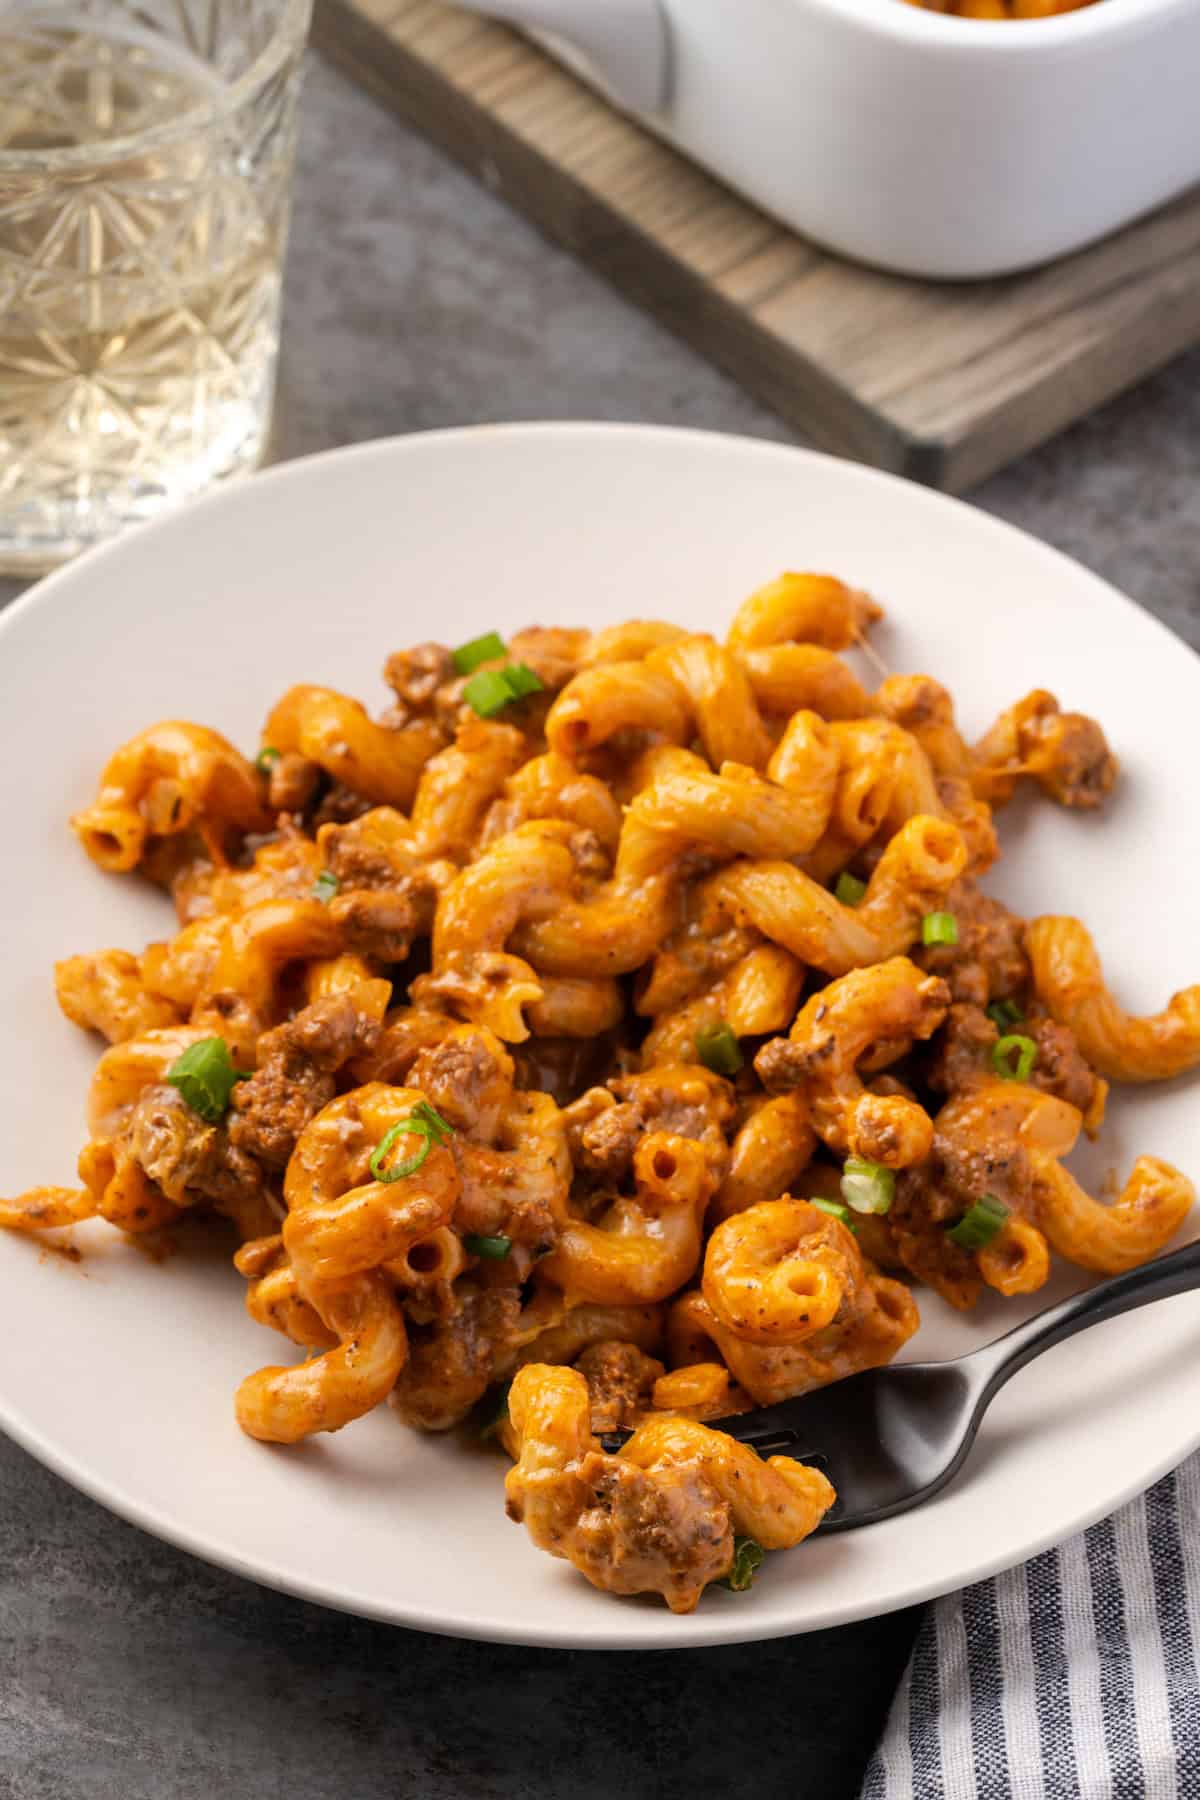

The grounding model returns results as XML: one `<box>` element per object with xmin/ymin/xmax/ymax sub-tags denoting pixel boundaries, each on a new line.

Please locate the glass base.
<box><xmin>0</xmin><ymin>406</ymin><xmax>276</xmax><ymax>579</ymax></box>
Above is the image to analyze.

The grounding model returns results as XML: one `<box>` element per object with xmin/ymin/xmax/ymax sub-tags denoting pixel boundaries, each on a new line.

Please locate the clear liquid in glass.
<box><xmin>0</xmin><ymin>11</ymin><xmax>298</xmax><ymax>572</ymax></box>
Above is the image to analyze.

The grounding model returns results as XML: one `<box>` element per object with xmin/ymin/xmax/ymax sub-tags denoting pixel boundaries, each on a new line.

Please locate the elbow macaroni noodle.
<box><xmin>5</xmin><ymin>567</ymin><xmax>1191</xmax><ymax>1612</ymax></box>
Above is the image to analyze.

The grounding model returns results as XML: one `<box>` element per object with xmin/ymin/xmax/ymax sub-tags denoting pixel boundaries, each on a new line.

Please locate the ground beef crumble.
<box><xmin>229</xmin><ymin>993</ymin><xmax>380</xmax><ymax>1169</ymax></box>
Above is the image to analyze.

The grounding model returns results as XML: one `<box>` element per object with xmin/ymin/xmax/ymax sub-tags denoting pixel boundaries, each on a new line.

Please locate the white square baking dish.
<box><xmin>456</xmin><ymin>0</ymin><xmax>1200</xmax><ymax>279</ymax></box>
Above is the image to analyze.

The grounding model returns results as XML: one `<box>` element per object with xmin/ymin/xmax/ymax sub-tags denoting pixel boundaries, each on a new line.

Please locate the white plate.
<box><xmin>2</xmin><ymin>424</ymin><xmax>1199</xmax><ymax>1649</ymax></box>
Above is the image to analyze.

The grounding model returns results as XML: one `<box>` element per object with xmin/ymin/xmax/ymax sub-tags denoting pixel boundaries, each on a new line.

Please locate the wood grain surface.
<box><xmin>314</xmin><ymin>0</ymin><xmax>1200</xmax><ymax>489</ymax></box>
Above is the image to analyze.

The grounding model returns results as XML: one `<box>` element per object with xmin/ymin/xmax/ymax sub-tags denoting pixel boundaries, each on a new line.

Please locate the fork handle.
<box><xmin>970</xmin><ymin>1237</ymin><xmax>1200</xmax><ymax>1404</ymax></box>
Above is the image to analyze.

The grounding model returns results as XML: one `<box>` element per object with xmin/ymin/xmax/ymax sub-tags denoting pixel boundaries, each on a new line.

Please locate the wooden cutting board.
<box><xmin>313</xmin><ymin>0</ymin><xmax>1200</xmax><ymax>490</ymax></box>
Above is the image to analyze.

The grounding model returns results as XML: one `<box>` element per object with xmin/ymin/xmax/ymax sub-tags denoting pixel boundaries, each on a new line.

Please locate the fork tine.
<box><xmin>599</xmin><ymin>1385</ymin><xmax>853</xmax><ymax>1460</ymax></box>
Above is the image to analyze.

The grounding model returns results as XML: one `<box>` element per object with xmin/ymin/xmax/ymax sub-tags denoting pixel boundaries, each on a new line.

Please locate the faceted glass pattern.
<box><xmin>0</xmin><ymin>0</ymin><xmax>312</xmax><ymax>572</ymax></box>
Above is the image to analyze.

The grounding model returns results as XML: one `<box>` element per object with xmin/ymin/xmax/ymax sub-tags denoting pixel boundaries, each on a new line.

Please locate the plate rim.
<box><xmin>2</xmin><ymin>1369</ymin><xmax>1198</xmax><ymax>1649</ymax></box>
<box><xmin>4</xmin><ymin>419</ymin><xmax>1198</xmax><ymax>679</ymax></box>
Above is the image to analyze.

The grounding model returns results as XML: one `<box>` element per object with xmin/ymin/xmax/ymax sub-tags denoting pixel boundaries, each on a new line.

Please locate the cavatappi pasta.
<box><xmin>5</xmin><ymin>569</ymin><xmax>1192</xmax><ymax>1612</ymax></box>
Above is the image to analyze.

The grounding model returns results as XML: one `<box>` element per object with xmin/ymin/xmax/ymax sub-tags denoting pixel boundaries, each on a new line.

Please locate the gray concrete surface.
<box><xmin>2</xmin><ymin>50</ymin><xmax>1199</xmax><ymax>1800</ymax></box>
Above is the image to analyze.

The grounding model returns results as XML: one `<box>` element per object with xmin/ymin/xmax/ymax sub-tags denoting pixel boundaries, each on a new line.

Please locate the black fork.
<box><xmin>601</xmin><ymin>1239</ymin><xmax>1200</xmax><ymax>1530</ymax></box>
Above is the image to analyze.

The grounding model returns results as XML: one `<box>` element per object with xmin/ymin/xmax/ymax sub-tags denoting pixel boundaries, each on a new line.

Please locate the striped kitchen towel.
<box><xmin>860</xmin><ymin>1452</ymin><xmax>1200</xmax><ymax>1798</ymax></box>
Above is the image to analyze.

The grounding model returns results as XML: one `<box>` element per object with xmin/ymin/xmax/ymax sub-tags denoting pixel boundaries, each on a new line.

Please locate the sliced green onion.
<box><xmin>502</xmin><ymin>662</ymin><xmax>544</xmax><ymax>701</ymax></box>
<box><xmin>986</xmin><ymin>998</ymin><xmax>1024</xmax><ymax>1029</ymax></box>
<box><xmin>991</xmin><ymin>1033</ymin><xmax>1038</xmax><ymax>1083</ymax></box>
<box><xmin>921</xmin><ymin>911</ymin><xmax>958</xmax><ymax>947</ymax></box>
<box><xmin>478</xmin><ymin>1380</ymin><xmax>512</xmax><ymax>1442</ymax></box>
<box><xmin>369</xmin><ymin>1101</ymin><xmax>454</xmax><ymax>1183</ymax></box>
<box><xmin>463</xmin><ymin>668</ymin><xmax>517</xmax><ymax>718</ymax></box>
<box><xmin>413</xmin><ymin>1100</ymin><xmax>454</xmax><ymax>1142</ymax></box>
<box><xmin>255</xmin><ymin>746</ymin><xmax>281</xmax><ymax>776</ymax></box>
<box><xmin>719</xmin><ymin>1535</ymin><xmax>765</xmax><ymax>1593</ymax></box>
<box><xmin>695</xmin><ymin>1022</ymin><xmax>743</xmax><ymax>1077</ymax></box>
<box><xmin>463</xmin><ymin>662</ymin><xmax>545</xmax><ymax>718</ymax></box>
<box><xmin>810</xmin><ymin>1196</ymin><xmax>856</xmax><ymax>1231</ymax></box>
<box><xmin>840</xmin><ymin>1157</ymin><xmax>895</xmax><ymax>1216</ymax></box>
<box><xmin>166</xmin><ymin>1037</ymin><xmax>248</xmax><ymax>1124</ymax></box>
<box><xmin>452</xmin><ymin>630</ymin><xmax>506</xmax><ymax>676</ymax></box>
<box><xmin>312</xmin><ymin>869</ymin><xmax>339</xmax><ymax>903</ymax></box>
<box><xmin>947</xmin><ymin>1194</ymin><xmax>1010</xmax><ymax>1251</ymax></box>
<box><xmin>464</xmin><ymin>1233</ymin><xmax>512</xmax><ymax>1260</ymax></box>
<box><xmin>370</xmin><ymin>1119</ymin><xmax>433</xmax><ymax>1182</ymax></box>
<box><xmin>835</xmin><ymin>871</ymin><xmax>867</xmax><ymax>907</ymax></box>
